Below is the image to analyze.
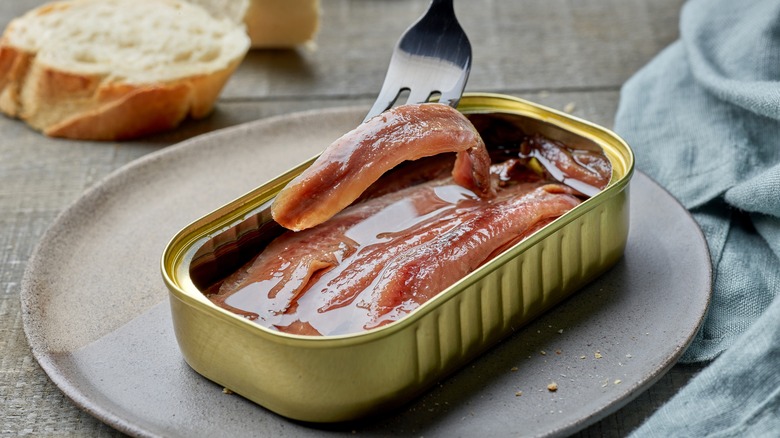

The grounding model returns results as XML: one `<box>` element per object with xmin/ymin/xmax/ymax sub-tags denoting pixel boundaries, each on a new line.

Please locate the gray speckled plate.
<box><xmin>21</xmin><ymin>107</ymin><xmax>711</xmax><ymax>438</ymax></box>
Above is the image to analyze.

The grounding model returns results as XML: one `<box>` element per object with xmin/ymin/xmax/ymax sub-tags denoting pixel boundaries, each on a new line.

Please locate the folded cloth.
<box><xmin>614</xmin><ymin>0</ymin><xmax>780</xmax><ymax>434</ymax></box>
<box><xmin>629</xmin><ymin>295</ymin><xmax>780</xmax><ymax>436</ymax></box>
<box><xmin>615</xmin><ymin>0</ymin><xmax>780</xmax><ymax>362</ymax></box>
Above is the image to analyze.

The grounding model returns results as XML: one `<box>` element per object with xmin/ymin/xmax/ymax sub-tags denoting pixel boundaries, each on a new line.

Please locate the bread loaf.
<box><xmin>189</xmin><ymin>0</ymin><xmax>320</xmax><ymax>48</ymax></box>
<box><xmin>0</xmin><ymin>0</ymin><xmax>250</xmax><ymax>140</ymax></box>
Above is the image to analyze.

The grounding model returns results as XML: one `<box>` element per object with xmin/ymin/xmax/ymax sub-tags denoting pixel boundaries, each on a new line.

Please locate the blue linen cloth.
<box><xmin>613</xmin><ymin>0</ymin><xmax>780</xmax><ymax>434</ymax></box>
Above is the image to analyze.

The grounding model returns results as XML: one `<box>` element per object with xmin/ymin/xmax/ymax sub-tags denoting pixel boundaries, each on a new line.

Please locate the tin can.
<box><xmin>161</xmin><ymin>93</ymin><xmax>634</xmax><ymax>422</ymax></box>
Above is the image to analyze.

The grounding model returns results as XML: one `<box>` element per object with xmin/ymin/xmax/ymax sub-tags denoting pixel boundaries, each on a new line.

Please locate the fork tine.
<box><xmin>363</xmin><ymin>61</ymin><xmax>405</xmax><ymax>123</ymax></box>
<box><xmin>406</xmin><ymin>88</ymin><xmax>436</xmax><ymax>107</ymax></box>
<box><xmin>364</xmin><ymin>89</ymin><xmax>401</xmax><ymax>123</ymax></box>
<box><xmin>437</xmin><ymin>73</ymin><xmax>469</xmax><ymax>107</ymax></box>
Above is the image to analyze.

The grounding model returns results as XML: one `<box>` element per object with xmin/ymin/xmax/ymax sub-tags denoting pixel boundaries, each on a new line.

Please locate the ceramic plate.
<box><xmin>21</xmin><ymin>107</ymin><xmax>711</xmax><ymax>437</ymax></box>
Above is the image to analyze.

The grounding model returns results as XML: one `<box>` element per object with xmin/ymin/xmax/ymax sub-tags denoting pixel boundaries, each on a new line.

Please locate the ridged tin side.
<box><xmin>410</xmin><ymin>186</ymin><xmax>629</xmax><ymax>384</ymax></box>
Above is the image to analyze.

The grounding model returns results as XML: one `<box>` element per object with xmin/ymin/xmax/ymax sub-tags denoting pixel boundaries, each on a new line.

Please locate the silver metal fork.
<box><xmin>363</xmin><ymin>0</ymin><xmax>472</xmax><ymax>123</ymax></box>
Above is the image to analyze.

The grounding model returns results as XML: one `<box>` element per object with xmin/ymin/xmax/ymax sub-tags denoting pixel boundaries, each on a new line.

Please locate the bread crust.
<box><xmin>0</xmin><ymin>0</ymin><xmax>249</xmax><ymax>141</ymax></box>
<box><xmin>46</xmin><ymin>84</ymin><xmax>191</xmax><ymax>140</ymax></box>
<box><xmin>43</xmin><ymin>59</ymin><xmax>242</xmax><ymax>140</ymax></box>
<box><xmin>0</xmin><ymin>46</ymin><xmax>32</xmax><ymax>117</ymax></box>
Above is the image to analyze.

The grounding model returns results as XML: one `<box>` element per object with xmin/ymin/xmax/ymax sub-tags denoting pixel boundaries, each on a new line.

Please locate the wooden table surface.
<box><xmin>1</xmin><ymin>0</ymin><xmax>702</xmax><ymax>436</ymax></box>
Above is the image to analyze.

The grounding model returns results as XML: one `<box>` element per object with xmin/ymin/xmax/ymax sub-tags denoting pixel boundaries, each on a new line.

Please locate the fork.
<box><xmin>363</xmin><ymin>0</ymin><xmax>472</xmax><ymax>123</ymax></box>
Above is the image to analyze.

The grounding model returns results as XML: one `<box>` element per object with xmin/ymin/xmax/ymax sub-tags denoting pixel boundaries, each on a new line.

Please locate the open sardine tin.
<box><xmin>161</xmin><ymin>93</ymin><xmax>634</xmax><ymax>423</ymax></box>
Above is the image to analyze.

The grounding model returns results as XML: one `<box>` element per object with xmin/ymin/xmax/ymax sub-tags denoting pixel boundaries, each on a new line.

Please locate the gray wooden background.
<box><xmin>0</xmin><ymin>0</ymin><xmax>701</xmax><ymax>436</ymax></box>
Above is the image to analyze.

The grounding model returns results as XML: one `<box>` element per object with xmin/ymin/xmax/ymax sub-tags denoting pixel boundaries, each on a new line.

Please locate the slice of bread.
<box><xmin>0</xmin><ymin>0</ymin><xmax>250</xmax><ymax>140</ymax></box>
<box><xmin>189</xmin><ymin>0</ymin><xmax>320</xmax><ymax>48</ymax></box>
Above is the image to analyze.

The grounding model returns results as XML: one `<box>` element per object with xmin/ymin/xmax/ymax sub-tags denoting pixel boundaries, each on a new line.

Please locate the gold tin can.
<box><xmin>161</xmin><ymin>93</ymin><xmax>634</xmax><ymax>422</ymax></box>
